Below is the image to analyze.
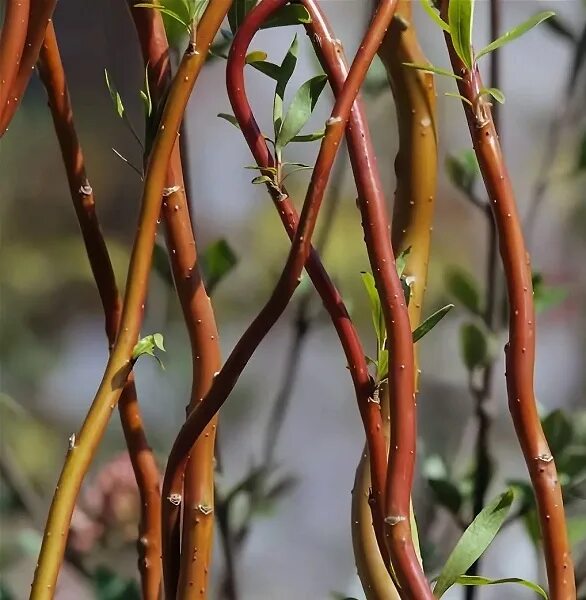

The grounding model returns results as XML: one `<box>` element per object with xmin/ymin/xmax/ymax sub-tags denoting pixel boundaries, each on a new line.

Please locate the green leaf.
<box><xmin>104</xmin><ymin>69</ymin><xmax>125</xmax><ymax>118</ymax></box>
<box><xmin>479</xmin><ymin>87</ymin><xmax>505</xmax><ymax>104</ymax></box>
<box><xmin>93</xmin><ymin>566</ymin><xmax>141</xmax><ymax>600</ymax></box>
<box><xmin>444</xmin><ymin>92</ymin><xmax>473</xmax><ymax>106</ymax></box>
<box><xmin>413</xmin><ymin>304</ymin><xmax>454</xmax><ymax>343</ymax></box>
<box><xmin>541</xmin><ymin>409</ymin><xmax>573</xmax><ymax>457</ymax></box>
<box><xmin>132</xmin><ymin>333</ymin><xmax>166</xmax><ymax>368</ymax></box>
<box><xmin>402</xmin><ymin>62</ymin><xmax>462</xmax><ymax>80</ymax></box>
<box><xmin>448</xmin><ymin>0</ymin><xmax>475</xmax><ymax>70</ymax></box>
<box><xmin>361</xmin><ymin>272</ymin><xmax>385</xmax><ymax>354</ymax></box>
<box><xmin>460</xmin><ymin>322</ymin><xmax>489</xmax><ymax>371</ymax></box>
<box><xmin>273</xmin><ymin>35</ymin><xmax>299</xmax><ymax>140</ymax></box>
<box><xmin>290</xmin><ymin>128</ymin><xmax>325</xmax><ymax>142</ymax></box>
<box><xmin>428</xmin><ymin>477</ymin><xmax>463</xmax><ymax>515</ymax></box>
<box><xmin>377</xmin><ymin>349</ymin><xmax>389</xmax><ymax>383</ymax></box>
<box><xmin>251</xmin><ymin>175</ymin><xmax>272</xmax><ymax>185</ymax></box>
<box><xmin>532</xmin><ymin>272</ymin><xmax>568</xmax><ymax>313</ymax></box>
<box><xmin>420</xmin><ymin>0</ymin><xmax>450</xmax><ymax>32</ymax></box>
<box><xmin>200</xmin><ymin>239</ymin><xmax>238</xmax><ymax>292</ymax></box>
<box><xmin>190</xmin><ymin>0</ymin><xmax>209</xmax><ymax>23</ymax></box>
<box><xmin>217</xmin><ymin>113</ymin><xmax>241</xmax><ymax>129</ymax></box>
<box><xmin>140</xmin><ymin>64</ymin><xmax>152</xmax><ymax>117</ymax></box>
<box><xmin>249</xmin><ymin>60</ymin><xmax>281</xmax><ymax>80</ymax></box>
<box><xmin>476</xmin><ymin>11</ymin><xmax>556</xmax><ymax>61</ymax></box>
<box><xmin>277</xmin><ymin>75</ymin><xmax>328</xmax><ymax>150</ymax></box>
<box><xmin>451</xmin><ymin>575</ymin><xmax>547</xmax><ymax>599</ymax></box>
<box><xmin>433</xmin><ymin>489</ymin><xmax>514</xmax><ymax>598</ymax></box>
<box><xmin>134</xmin><ymin>4</ymin><xmax>190</xmax><ymax>31</ymax></box>
<box><xmin>446</xmin><ymin>150</ymin><xmax>479</xmax><ymax>195</ymax></box>
<box><xmin>228</xmin><ymin>0</ymin><xmax>257</xmax><ymax>34</ymax></box>
<box><xmin>445</xmin><ymin>266</ymin><xmax>482</xmax><ymax>315</ymax></box>
<box><xmin>260</xmin><ymin>4</ymin><xmax>311</xmax><ymax>29</ymax></box>
<box><xmin>395</xmin><ymin>246</ymin><xmax>411</xmax><ymax>278</ymax></box>
<box><xmin>246</xmin><ymin>50</ymin><xmax>267</xmax><ymax>64</ymax></box>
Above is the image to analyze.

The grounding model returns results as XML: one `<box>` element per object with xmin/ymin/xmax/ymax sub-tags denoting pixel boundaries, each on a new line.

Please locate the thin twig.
<box><xmin>441</xmin><ymin>1</ymin><xmax>575</xmax><ymax>595</ymax></box>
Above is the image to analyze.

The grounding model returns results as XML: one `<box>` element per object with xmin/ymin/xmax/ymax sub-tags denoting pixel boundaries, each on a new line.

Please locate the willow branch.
<box><xmin>36</xmin><ymin>23</ymin><xmax>162</xmax><ymax>599</ymax></box>
<box><xmin>29</xmin><ymin>3</ymin><xmax>228</xmax><ymax>596</ymax></box>
<box><xmin>223</xmin><ymin>5</ymin><xmax>388</xmax><ymax>578</ymax></box>
<box><xmin>162</xmin><ymin>1</ymin><xmax>398</xmax><ymax>585</ymax></box>
<box><xmin>0</xmin><ymin>0</ymin><xmax>30</xmax><ymax>126</ymax></box>
<box><xmin>347</xmin><ymin>1</ymin><xmax>438</xmax><ymax>595</ymax></box>
<box><xmin>441</xmin><ymin>3</ymin><xmax>575</xmax><ymax>596</ymax></box>
<box><xmin>127</xmin><ymin>4</ymin><xmax>223</xmax><ymax>597</ymax></box>
<box><xmin>0</xmin><ymin>0</ymin><xmax>57</xmax><ymax>134</ymax></box>
<box><xmin>296</xmin><ymin>1</ymin><xmax>433</xmax><ymax>596</ymax></box>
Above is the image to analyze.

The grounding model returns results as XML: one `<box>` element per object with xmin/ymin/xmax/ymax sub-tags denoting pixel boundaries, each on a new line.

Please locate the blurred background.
<box><xmin>1</xmin><ymin>0</ymin><xmax>585</xmax><ymax>598</ymax></box>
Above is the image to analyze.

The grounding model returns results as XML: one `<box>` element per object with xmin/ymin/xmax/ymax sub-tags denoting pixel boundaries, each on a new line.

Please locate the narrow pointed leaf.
<box><xmin>403</xmin><ymin>62</ymin><xmax>462</xmax><ymax>80</ymax></box>
<box><xmin>445</xmin><ymin>266</ymin><xmax>481</xmax><ymax>314</ymax></box>
<box><xmin>251</xmin><ymin>175</ymin><xmax>272</xmax><ymax>184</ymax></box>
<box><xmin>361</xmin><ymin>272</ymin><xmax>385</xmax><ymax>352</ymax></box>
<box><xmin>273</xmin><ymin>35</ymin><xmax>299</xmax><ymax>138</ymax></box>
<box><xmin>452</xmin><ymin>575</ymin><xmax>547</xmax><ymax>598</ymax></box>
<box><xmin>200</xmin><ymin>239</ymin><xmax>238</xmax><ymax>292</ymax></box>
<box><xmin>460</xmin><ymin>321</ymin><xmax>489</xmax><ymax>370</ymax></box>
<box><xmin>413</xmin><ymin>304</ymin><xmax>454</xmax><ymax>343</ymax></box>
<box><xmin>480</xmin><ymin>87</ymin><xmax>505</xmax><ymax>104</ymax></box>
<box><xmin>433</xmin><ymin>489</ymin><xmax>514</xmax><ymax>598</ymax></box>
<box><xmin>134</xmin><ymin>4</ymin><xmax>190</xmax><ymax>30</ymax></box>
<box><xmin>395</xmin><ymin>247</ymin><xmax>411</xmax><ymax>278</ymax></box>
<box><xmin>249</xmin><ymin>60</ymin><xmax>281</xmax><ymax>80</ymax></box>
<box><xmin>420</xmin><ymin>0</ymin><xmax>450</xmax><ymax>32</ymax></box>
<box><xmin>104</xmin><ymin>69</ymin><xmax>125</xmax><ymax>118</ymax></box>
<box><xmin>140</xmin><ymin>64</ymin><xmax>152</xmax><ymax>117</ymax></box>
<box><xmin>476</xmin><ymin>11</ymin><xmax>555</xmax><ymax>61</ymax></box>
<box><xmin>228</xmin><ymin>0</ymin><xmax>257</xmax><ymax>34</ymax></box>
<box><xmin>290</xmin><ymin>128</ymin><xmax>325</xmax><ymax>142</ymax></box>
<box><xmin>448</xmin><ymin>0</ymin><xmax>474</xmax><ymax>69</ymax></box>
<box><xmin>376</xmin><ymin>349</ymin><xmax>388</xmax><ymax>383</ymax></box>
<box><xmin>261</xmin><ymin>4</ymin><xmax>311</xmax><ymax>28</ymax></box>
<box><xmin>444</xmin><ymin>92</ymin><xmax>473</xmax><ymax>106</ymax></box>
<box><xmin>217</xmin><ymin>113</ymin><xmax>241</xmax><ymax>129</ymax></box>
<box><xmin>277</xmin><ymin>75</ymin><xmax>328</xmax><ymax>149</ymax></box>
<box><xmin>246</xmin><ymin>50</ymin><xmax>268</xmax><ymax>64</ymax></box>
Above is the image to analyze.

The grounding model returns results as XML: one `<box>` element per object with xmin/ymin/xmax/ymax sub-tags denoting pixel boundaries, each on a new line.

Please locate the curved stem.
<box><xmin>36</xmin><ymin>23</ymin><xmax>162</xmax><ymax>599</ymax></box>
<box><xmin>127</xmin><ymin>4</ymin><xmax>222</xmax><ymax>597</ymax></box>
<box><xmin>1</xmin><ymin>0</ymin><xmax>57</xmax><ymax>134</ymax></box>
<box><xmin>299</xmin><ymin>2</ymin><xmax>433</xmax><ymax>596</ymax></box>
<box><xmin>441</xmin><ymin>3</ymin><xmax>575</xmax><ymax>596</ymax></box>
<box><xmin>349</xmin><ymin>1</ymin><xmax>438</xmax><ymax>595</ymax></box>
<box><xmin>0</xmin><ymin>0</ymin><xmax>30</xmax><ymax>127</ymax></box>
<box><xmin>29</xmin><ymin>3</ymin><xmax>228</xmax><ymax>596</ymax></box>
<box><xmin>162</xmin><ymin>0</ymin><xmax>398</xmax><ymax>583</ymax></box>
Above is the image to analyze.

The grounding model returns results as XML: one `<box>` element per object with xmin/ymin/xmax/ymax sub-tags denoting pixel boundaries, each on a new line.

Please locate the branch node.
<box><xmin>197</xmin><ymin>503</ymin><xmax>214</xmax><ymax>515</ymax></box>
<box><xmin>162</xmin><ymin>185</ymin><xmax>182</xmax><ymax>197</ymax></box>
<box><xmin>536</xmin><ymin>453</ymin><xmax>554</xmax><ymax>463</ymax></box>
<box><xmin>167</xmin><ymin>493</ymin><xmax>182</xmax><ymax>506</ymax></box>
<box><xmin>79</xmin><ymin>183</ymin><xmax>93</xmax><ymax>196</ymax></box>
<box><xmin>384</xmin><ymin>514</ymin><xmax>407</xmax><ymax>526</ymax></box>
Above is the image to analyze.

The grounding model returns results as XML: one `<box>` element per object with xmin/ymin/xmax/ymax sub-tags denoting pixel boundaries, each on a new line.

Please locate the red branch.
<box><xmin>0</xmin><ymin>0</ymin><xmax>30</xmax><ymax>127</ymax></box>
<box><xmin>225</xmin><ymin>0</ymin><xmax>389</xmax><ymax>568</ymax></box>
<box><xmin>127</xmin><ymin>4</ymin><xmax>222</xmax><ymax>597</ymax></box>
<box><xmin>162</xmin><ymin>0</ymin><xmax>398</xmax><ymax>574</ymax></box>
<box><xmin>36</xmin><ymin>22</ymin><xmax>162</xmax><ymax>599</ymax></box>
<box><xmin>441</xmin><ymin>4</ymin><xmax>575</xmax><ymax>597</ymax></box>
<box><xmin>299</xmin><ymin>2</ymin><xmax>432</xmax><ymax>596</ymax></box>
<box><xmin>1</xmin><ymin>0</ymin><xmax>57</xmax><ymax>134</ymax></box>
